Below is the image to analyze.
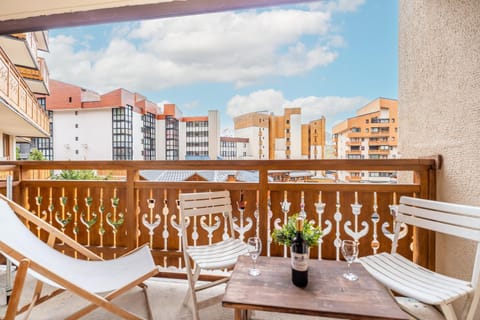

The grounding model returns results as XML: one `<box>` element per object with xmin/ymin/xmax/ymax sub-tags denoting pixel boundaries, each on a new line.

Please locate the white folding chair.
<box><xmin>179</xmin><ymin>190</ymin><xmax>248</xmax><ymax>320</ymax></box>
<box><xmin>360</xmin><ymin>196</ymin><xmax>480</xmax><ymax>320</ymax></box>
<box><xmin>0</xmin><ymin>194</ymin><xmax>159</xmax><ymax>320</ymax></box>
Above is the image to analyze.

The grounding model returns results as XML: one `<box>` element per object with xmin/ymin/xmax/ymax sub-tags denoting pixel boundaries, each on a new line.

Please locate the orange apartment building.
<box><xmin>234</xmin><ymin>108</ymin><xmax>326</xmax><ymax>160</ymax></box>
<box><xmin>332</xmin><ymin>97</ymin><xmax>398</xmax><ymax>183</ymax></box>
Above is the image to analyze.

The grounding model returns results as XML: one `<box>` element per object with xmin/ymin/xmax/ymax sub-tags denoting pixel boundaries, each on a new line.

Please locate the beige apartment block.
<box><xmin>302</xmin><ymin>117</ymin><xmax>326</xmax><ymax>160</ymax></box>
<box><xmin>332</xmin><ymin>97</ymin><xmax>398</xmax><ymax>182</ymax></box>
<box><xmin>234</xmin><ymin>108</ymin><xmax>326</xmax><ymax>160</ymax></box>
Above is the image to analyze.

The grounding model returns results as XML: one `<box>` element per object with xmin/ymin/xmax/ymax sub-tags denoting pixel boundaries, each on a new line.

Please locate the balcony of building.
<box><xmin>369</xmin><ymin>138</ymin><xmax>389</xmax><ymax>146</ymax></box>
<box><xmin>16</xmin><ymin>56</ymin><xmax>49</xmax><ymax>95</ymax></box>
<box><xmin>368</xmin><ymin>149</ymin><xmax>390</xmax><ymax>155</ymax></box>
<box><xmin>346</xmin><ymin>149</ymin><xmax>362</xmax><ymax>155</ymax></box>
<box><xmin>370</xmin><ymin>118</ymin><xmax>390</xmax><ymax>124</ymax></box>
<box><xmin>346</xmin><ymin>139</ymin><xmax>362</xmax><ymax>146</ymax></box>
<box><xmin>0</xmin><ymin>32</ymin><xmax>50</xmax><ymax>95</ymax></box>
<box><xmin>0</xmin><ymin>48</ymin><xmax>50</xmax><ymax>138</ymax></box>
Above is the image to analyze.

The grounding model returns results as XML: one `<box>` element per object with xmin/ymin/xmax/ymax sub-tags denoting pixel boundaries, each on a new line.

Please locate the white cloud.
<box><xmin>226</xmin><ymin>89</ymin><xmax>370</xmax><ymax>125</ymax></box>
<box><xmin>309</xmin><ymin>0</ymin><xmax>366</xmax><ymax>12</ymax></box>
<box><xmin>44</xmin><ymin>5</ymin><xmax>351</xmax><ymax>92</ymax></box>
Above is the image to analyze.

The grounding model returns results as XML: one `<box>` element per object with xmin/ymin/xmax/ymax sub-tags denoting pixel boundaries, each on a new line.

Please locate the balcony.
<box><xmin>368</xmin><ymin>149</ymin><xmax>390</xmax><ymax>155</ymax></box>
<box><xmin>346</xmin><ymin>140</ymin><xmax>361</xmax><ymax>146</ymax></box>
<box><xmin>0</xmin><ymin>48</ymin><xmax>49</xmax><ymax>138</ymax></box>
<box><xmin>368</xmin><ymin>139</ymin><xmax>389</xmax><ymax>145</ymax></box>
<box><xmin>0</xmin><ymin>159</ymin><xmax>436</xmax><ymax>271</ymax></box>
<box><xmin>346</xmin><ymin>149</ymin><xmax>362</xmax><ymax>155</ymax></box>
<box><xmin>16</xmin><ymin>56</ymin><xmax>49</xmax><ymax>95</ymax></box>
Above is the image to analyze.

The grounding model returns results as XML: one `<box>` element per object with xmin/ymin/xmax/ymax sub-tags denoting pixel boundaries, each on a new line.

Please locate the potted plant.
<box><xmin>271</xmin><ymin>214</ymin><xmax>322</xmax><ymax>248</ymax></box>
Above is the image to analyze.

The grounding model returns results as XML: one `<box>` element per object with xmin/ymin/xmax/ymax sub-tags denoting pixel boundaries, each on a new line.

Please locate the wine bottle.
<box><xmin>291</xmin><ymin>217</ymin><xmax>308</xmax><ymax>287</ymax></box>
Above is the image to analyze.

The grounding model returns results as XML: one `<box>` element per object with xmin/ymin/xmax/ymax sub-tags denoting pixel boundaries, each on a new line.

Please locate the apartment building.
<box><xmin>157</xmin><ymin>104</ymin><xmax>181</xmax><ymax>160</ymax></box>
<box><xmin>0</xmin><ymin>32</ymin><xmax>50</xmax><ymax>161</ymax></box>
<box><xmin>302</xmin><ymin>117</ymin><xmax>326</xmax><ymax>160</ymax></box>
<box><xmin>332</xmin><ymin>97</ymin><xmax>398</xmax><ymax>182</ymax></box>
<box><xmin>38</xmin><ymin>84</ymin><xmax>223</xmax><ymax>161</ymax></box>
<box><xmin>182</xmin><ymin>110</ymin><xmax>220</xmax><ymax>160</ymax></box>
<box><xmin>234</xmin><ymin>111</ymin><xmax>270</xmax><ymax>160</ymax></box>
<box><xmin>157</xmin><ymin>105</ymin><xmax>221</xmax><ymax>160</ymax></box>
<box><xmin>269</xmin><ymin>108</ymin><xmax>303</xmax><ymax>159</ymax></box>
<box><xmin>44</xmin><ymin>79</ymin><xmax>159</xmax><ymax>160</ymax></box>
<box><xmin>233</xmin><ymin>109</ymin><xmax>326</xmax><ymax>160</ymax></box>
<box><xmin>219</xmin><ymin>137</ymin><xmax>249</xmax><ymax>160</ymax></box>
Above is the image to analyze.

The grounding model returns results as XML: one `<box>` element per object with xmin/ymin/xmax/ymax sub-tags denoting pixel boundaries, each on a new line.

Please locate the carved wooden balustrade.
<box><xmin>0</xmin><ymin>159</ymin><xmax>437</xmax><ymax>274</ymax></box>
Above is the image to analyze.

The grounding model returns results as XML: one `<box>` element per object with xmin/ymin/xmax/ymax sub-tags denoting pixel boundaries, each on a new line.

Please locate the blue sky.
<box><xmin>43</xmin><ymin>0</ymin><xmax>398</xmax><ymax>136</ymax></box>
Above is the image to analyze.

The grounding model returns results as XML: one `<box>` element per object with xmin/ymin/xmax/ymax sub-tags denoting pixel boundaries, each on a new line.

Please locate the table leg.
<box><xmin>234</xmin><ymin>308</ymin><xmax>250</xmax><ymax>320</ymax></box>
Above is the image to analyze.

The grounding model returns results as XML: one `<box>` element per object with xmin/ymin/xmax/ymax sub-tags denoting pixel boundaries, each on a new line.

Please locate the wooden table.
<box><xmin>222</xmin><ymin>255</ymin><xmax>410</xmax><ymax>320</ymax></box>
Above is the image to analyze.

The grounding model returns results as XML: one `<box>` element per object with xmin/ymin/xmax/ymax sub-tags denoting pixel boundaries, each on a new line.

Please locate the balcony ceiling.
<box><xmin>0</xmin><ymin>99</ymin><xmax>49</xmax><ymax>137</ymax></box>
<box><xmin>0</xmin><ymin>0</ymin><xmax>317</xmax><ymax>35</ymax></box>
<box><xmin>24</xmin><ymin>78</ymin><xmax>49</xmax><ymax>95</ymax></box>
<box><xmin>0</xmin><ymin>36</ymin><xmax>37</xmax><ymax>68</ymax></box>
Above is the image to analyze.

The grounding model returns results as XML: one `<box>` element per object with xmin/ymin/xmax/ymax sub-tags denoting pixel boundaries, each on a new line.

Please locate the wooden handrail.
<box><xmin>2</xmin><ymin>159</ymin><xmax>435</xmax><ymax>171</ymax></box>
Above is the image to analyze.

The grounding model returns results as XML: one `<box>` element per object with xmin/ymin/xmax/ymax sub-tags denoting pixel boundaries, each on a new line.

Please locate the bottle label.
<box><xmin>291</xmin><ymin>252</ymin><xmax>309</xmax><ymax>271</ymax></box>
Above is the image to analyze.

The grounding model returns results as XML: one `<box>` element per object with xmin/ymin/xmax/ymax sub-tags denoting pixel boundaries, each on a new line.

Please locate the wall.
<box><xmin>156</xmin><ymin>119</ymin><xmax>166</xmax><ymax>160</ymax></box>
<box><xmin>208</xmin><ymin>110</ymin><xmax>220</xmax><ymax>160</ymax></box>
<box><xmin>289</xmin><ymin>113</ymin><xmax>302</xmax><ymax>159</ymax></box>
<box><xmin>399</xmin><ymin>0</ymin><xmax>480</xmax><ymax>315</ymax></box>
<box><xmin>132</xmin><ymin>112</ymin><xmax>143</xmax><ymax>160</ymax></box>
<box><xmin>53</xmin><ymin>109</ymin><xmax>112</xmax><ymax>160</ymax></box>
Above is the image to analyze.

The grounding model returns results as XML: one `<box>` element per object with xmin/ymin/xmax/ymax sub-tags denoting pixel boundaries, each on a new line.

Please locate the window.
<box><xmin>165</xmin><ymin>116</ymin><xmax>179</xmax><ymax>160</ymax></box>
<box><xmin>31</xmin><ymin>110</ymin><xmax>54</xmax><ymax>160</ymax></box>
<box><xmin>142</xmin><ymin>112</ymin><xmax>156</xmax><ymax>160</ymax></box>
<box><xmin>75</xmin><ymin>124</ymin><xmax>78</xmax><ymax>128</ymax></box>
<box><xmin>75</xmin><ymin>137</ymin><xmax>78</xmax><ymax>141</ymax></box>
<box><xmin>75</xmin><ymin>111</ymin><xmax>78</xmax><ymax>115</ymax></box>
<box><xmin>69</xmin><ymin>97</ymin><xmax>72</xmax><ymax>103</ymax></box>
<box><xmin>112</xmin><ymin>106</ymin><xmax>133</xmax><ymax>160</ymax></box>
<box><xmin>37</xmin><ymin>97</ymin><xmax>46</xmax><ymax>110</ymax></box>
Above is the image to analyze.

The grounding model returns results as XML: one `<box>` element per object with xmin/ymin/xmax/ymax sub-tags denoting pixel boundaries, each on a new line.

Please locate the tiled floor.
<box><xmin>1</xmin><ymin>272</ymin><xmax>329</xmax><ymax>320</ymax></box>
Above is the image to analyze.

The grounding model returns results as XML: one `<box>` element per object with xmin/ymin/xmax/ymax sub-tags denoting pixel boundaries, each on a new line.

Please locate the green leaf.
<box><xmin>271</xmin><ymin>213</ymin><xmax>322</xmax><ymax>247</ymax></box>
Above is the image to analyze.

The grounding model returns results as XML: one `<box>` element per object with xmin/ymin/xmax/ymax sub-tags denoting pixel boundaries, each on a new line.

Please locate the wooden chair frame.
<box><xmin>179</xmin><ymin>190</ymin><xmax>248</xmax><ymax>320</ymax></box>
<box><xmin>360</xmin><ymin>196</ymin><xmax>480</xmax><ymax>320</ymax></box>
<box><xmin>0</xmin><ymin>194</ymin><xmax>159</xmax><ymax>320</ymax></box>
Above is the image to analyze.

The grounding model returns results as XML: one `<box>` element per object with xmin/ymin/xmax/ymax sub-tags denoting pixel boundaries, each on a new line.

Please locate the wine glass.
<box><xmin>341</xmin><ymin>240</ymin><xmax>358</xmax><ymax>281</ymax></box>
<box><xmin>247</xmin><ymin>237</ymin><xmax>262</xmax><ymax>276</ymax></box>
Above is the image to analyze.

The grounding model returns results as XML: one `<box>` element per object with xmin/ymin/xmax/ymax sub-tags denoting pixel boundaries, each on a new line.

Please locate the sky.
<box><xmin>42</xmin><ymin>0</ymin><xmax>398</xmax><ymax>136</ymax></box>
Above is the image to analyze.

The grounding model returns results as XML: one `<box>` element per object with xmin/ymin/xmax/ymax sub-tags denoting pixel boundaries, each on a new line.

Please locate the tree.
<box><xmin>51</xmin><ymin>170</ymin><xmax>110</xmax><ymax>180</ymax></box>
<box><xmin>29</xmin><ymin>148</ymin><xmax>45</xmax><ymax>160</ymax></box>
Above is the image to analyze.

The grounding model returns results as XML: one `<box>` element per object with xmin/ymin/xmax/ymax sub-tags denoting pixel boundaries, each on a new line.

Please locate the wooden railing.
<box><xmin>0</xmin><ymin>159</ymin><xmax>437</xmax><ymax>272</ymax></box>
<box><xmin>0</xmin><ymin>47</ymin><xmax>49</xmax><ymax>134</ymax></box>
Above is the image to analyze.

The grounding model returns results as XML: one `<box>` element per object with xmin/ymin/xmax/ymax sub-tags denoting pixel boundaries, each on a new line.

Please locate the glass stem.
<box><xmin>347</xmin><ymin>262</ymin><xmax>351</xmax><ymax>275</ymax></box>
